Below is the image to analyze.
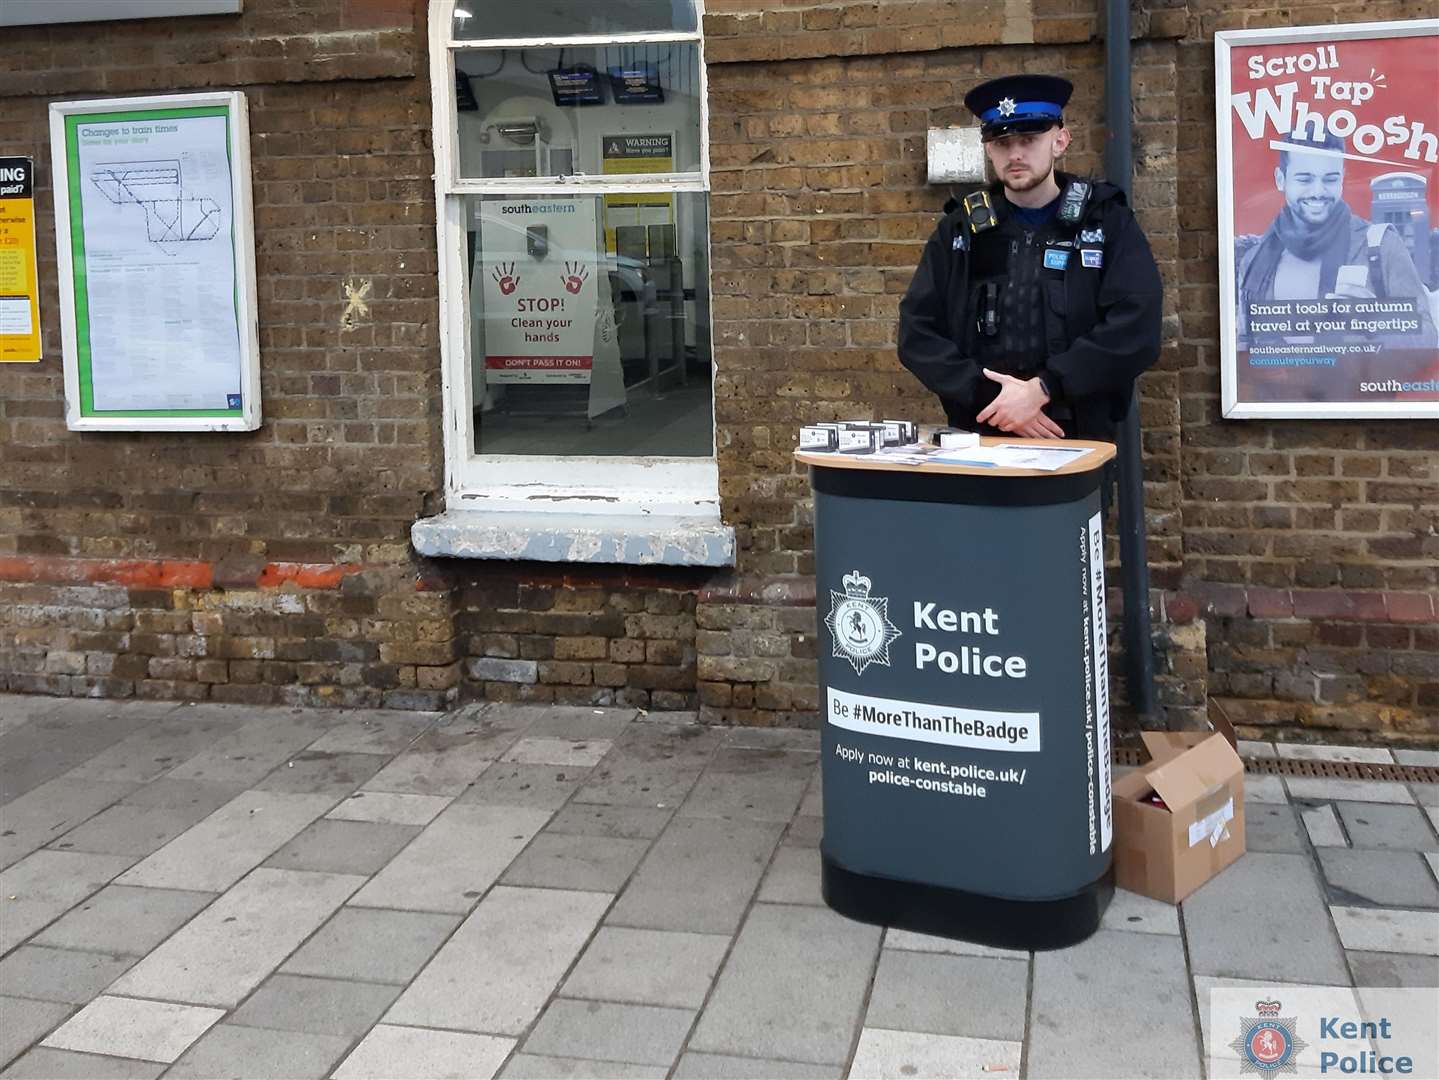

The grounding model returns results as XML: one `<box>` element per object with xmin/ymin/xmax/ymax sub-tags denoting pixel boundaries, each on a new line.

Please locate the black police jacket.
<box><xmin>898</xmin><ymin>173</ymin><xmax>1162</xmax><ymax>441</ymax></box>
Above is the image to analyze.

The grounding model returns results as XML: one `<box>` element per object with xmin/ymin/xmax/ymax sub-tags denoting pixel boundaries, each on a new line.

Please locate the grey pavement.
<box><xmin>2</xmin><ymin>696</ymin><xmax>1437</xmax><ymax>1079</ymax></box>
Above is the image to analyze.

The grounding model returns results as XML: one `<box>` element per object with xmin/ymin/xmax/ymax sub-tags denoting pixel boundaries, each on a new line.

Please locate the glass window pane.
<box><xmin>464</xmin><ymin>192</ymin><xmax>713</xmax><ymax>458</ymax></box>
<box><xmin>452</xmin><ymin>0</ymin><xmax>697</xmax><ymax>40</ymax></box>
<box><xmin>455</xmin><ymin>44</ymin><xmax>702</xmax><ymax>178</ymax></box>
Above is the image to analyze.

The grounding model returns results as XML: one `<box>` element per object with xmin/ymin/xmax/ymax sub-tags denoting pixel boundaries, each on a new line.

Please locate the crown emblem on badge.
<box><xmin>1255</xmin><ymin>1001</ymin><xmax>1282</xmax><ymax>1017</ymax></box>
<box><xmin>998</xmin><ymin>97</ymin><xmax>1017</xmax><ymax>117</ymax></box>
<box><xmin>825</xmin><ymin>570</ymin><xmax>901</xmax><ymax>677</ymax></box>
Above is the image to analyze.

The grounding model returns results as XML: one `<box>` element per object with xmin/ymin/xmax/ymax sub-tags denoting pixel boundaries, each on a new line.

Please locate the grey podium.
<box><xmin>797</xmin><ymin>438</ymin><xmax>1119</xmax><ymax>950</ymax></box>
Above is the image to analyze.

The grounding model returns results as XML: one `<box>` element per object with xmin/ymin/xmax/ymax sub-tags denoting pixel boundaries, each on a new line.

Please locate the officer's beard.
<box><xmin>1001</xmin><ymin>160</ymin><xmax>1054</xmax><ymax>194</ymax></box>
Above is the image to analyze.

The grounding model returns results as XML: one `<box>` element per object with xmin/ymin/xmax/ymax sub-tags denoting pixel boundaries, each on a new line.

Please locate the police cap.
<box><xmin>964</xmin><ymin>75</ymin><xmax>1073</xmax><ymax>141</ymax></box>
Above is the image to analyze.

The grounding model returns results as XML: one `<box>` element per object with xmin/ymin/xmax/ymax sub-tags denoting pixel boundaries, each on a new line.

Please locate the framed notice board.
<box><xmin>49</xmin><ymin>91</ymin><xmax>260</xmax><ymax>431</ymax></box>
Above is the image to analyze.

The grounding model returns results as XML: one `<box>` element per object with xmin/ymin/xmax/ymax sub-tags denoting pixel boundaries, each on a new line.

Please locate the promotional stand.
<box><xmin>798</xmin><ymin>438</ymin><xmax>1118</xmax><ymax>950</ymax></box>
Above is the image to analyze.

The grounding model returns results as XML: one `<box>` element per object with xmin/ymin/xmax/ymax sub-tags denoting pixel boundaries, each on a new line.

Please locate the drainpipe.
<box><xmin>1105</xmin><ymin>0</ymin><xmax>1158</xmax><ymax>724</ymax></box>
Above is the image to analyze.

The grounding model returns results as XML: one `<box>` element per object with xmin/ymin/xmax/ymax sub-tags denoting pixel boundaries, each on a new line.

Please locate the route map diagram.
<box><xmin>89</xmin><ymin>159</ymin><xmax>222</xmax><ymax>248</ymax></box>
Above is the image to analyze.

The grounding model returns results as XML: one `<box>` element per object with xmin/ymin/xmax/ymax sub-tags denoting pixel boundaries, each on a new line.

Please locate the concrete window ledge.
<box><xmin>410</xmin><ymin>510</ymin><xmax>735</xmax><ymax>567</ymax></box>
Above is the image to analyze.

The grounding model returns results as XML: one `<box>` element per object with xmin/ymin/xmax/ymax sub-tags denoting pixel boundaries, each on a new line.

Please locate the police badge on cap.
<box><xmin>964</xmin><ymin>75</ymin><xmax>1073</xmax><ymax>141</ymax></box>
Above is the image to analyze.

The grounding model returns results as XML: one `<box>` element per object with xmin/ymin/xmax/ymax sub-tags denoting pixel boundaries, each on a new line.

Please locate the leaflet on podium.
<box><xmin>932</xmin><ymin>444</ymin><xmax>1094</xmax><ymax>471</ymax></box>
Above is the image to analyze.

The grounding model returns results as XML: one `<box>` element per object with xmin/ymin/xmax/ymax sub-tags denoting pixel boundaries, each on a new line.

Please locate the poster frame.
<box><xmin>0</xmin><ymin>156</ymin><xmax>43</xmax><ymax>363</ymax></box>
<box><xmin>1215</xmin><ymin>18</ymin><xmax>1439</xmax><ymax>421</ymax></box>
<box><xmin>48</xmin><ymin>90</ymin><xmax>261</xmax><ymax>431</ymax></box>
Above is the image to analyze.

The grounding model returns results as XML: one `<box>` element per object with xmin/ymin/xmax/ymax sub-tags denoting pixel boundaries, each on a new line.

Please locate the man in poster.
<box><xmin>1237</xmin><ymin>131</ymin><xmax>1436</xmax><ymax>352</ymax></box>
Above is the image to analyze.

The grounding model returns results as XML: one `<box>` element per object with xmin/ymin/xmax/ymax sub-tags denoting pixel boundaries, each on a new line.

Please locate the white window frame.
<box><xmin>428</xmin><ymin>0</ymin><xmax>718</xmax><ymax>518</ymax></box>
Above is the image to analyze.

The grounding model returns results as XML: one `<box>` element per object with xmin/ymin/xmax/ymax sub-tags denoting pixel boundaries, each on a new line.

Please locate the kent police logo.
<box><xmin>1229</xmin><ymin>1000</ymin><xmax>1306</xmax><ymax>1074</ymax></box>
<box><xmin>998</xmin><ymin>97</ymin><xmax>1017</xmax><ymax>117</ymax></box>
<box><xmin>825</xmin><ymin>571</ymin><xmax>901</xmax><ymax>676</ymax></box>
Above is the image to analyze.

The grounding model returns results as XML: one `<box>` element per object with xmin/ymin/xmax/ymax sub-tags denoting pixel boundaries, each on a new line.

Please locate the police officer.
<box><xmin>898</xmin><ymin>74</ymin><xmax>1162</xmax><ymax>441</ymax></box>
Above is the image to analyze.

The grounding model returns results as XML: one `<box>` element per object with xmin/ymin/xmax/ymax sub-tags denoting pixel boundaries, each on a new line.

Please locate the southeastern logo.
<box><xmin>825</xmin><ymin>570</ymin><xmax>901</xmax><ymax>676</ymax></box>
<box><xmin>1230</xmin><ymin>999</ymin><xmax>1307</xmax><ymax>1074</ymax></box>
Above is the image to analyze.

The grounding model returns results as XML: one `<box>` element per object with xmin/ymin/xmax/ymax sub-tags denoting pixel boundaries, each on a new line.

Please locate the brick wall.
<box><xmin>0</xmin><ymin>0</ymin><xmax>458</xmax><ymax>708</ymax></box>
<box><xmin>2</xmin><ymin>0</ymin><xmax>1434</xmax><ymax>742</ymax></box>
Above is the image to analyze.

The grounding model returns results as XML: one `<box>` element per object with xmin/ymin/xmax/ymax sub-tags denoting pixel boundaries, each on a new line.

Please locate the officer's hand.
<box><xmin>977</xmin><ymin>370</ymin><xmax>1065</xmax><ymax>438</ymax></box>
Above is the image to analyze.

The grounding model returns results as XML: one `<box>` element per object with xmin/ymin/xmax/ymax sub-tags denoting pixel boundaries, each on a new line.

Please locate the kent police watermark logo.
<box><xmin>1230</xmin><ymin>1000</ymin><xmax>1307</xmax><ymax>1074</ymax></box>
<box><xmin>826</xmin><ymin>571</ymin><xmax>901</xmax><ymax>676</ymax></box>
<box><xmin>1079</xmin><ymin>227</ymin><xmax>1104</xmax><ymax>244</ymax></box>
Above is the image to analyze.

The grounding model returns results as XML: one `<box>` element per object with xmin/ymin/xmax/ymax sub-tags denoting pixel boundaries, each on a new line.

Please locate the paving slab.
<box><xmin>673</xmin><ymin>1053</ymin><xmax>837</xmax><ymax>1079</ymax></box>
<box><xmin>332</xmin><ymin>1025</ymin><xmax>514</xmax><ymax>1080</ymax></box>
<box><xmin>782</xmin><ymin>815</ymin><xmax>822</xmax><ymax>848</ymax></box>
<box><xmin>679</xmin><ymin>747</ymin><xmax>816</xmax><ymax>823</ymax></box>
<box><xmin>303</xmin><ymin>713</ymin><xmax>434</xmax><ymax>756</ymax></box>
<box><xmin>0</xmin><ymin>996</ymin><xmax>73</xmax><ymax>1071</ymax></box>
<box><xmin>572</xmin><ymin>723</ymin><xmax>723</xmax><ymax>809</ymax></box>
<box><xmin>42</xmin><ymin>996</ymin><xmax>222</xmax><ymax>1064</ymax></box>
<box><xmin>1245</xmin><ymin>801</ymin><xmax>1308</xmax><ymax>854</ymax></box>
<box><xmin>722</xmin><ymin>728</ymin><xmax>821</xmax><ymax>752</ymax></box>
<box><xmin>1243</xmin><ymin>775</ymin><xmax>1289</xmax><ymax>804</ymax></box>
<box><xmin>1334</xmin><ymin>801</ymin><xmax>1439</xmax><ymax>851</ymax></box>
<box><xmin>115</xmin><ymin>790</ymin><xmax>335</xmax><ymax>893</ymax></box>
<box><xmin>798</xmin><ymin>770</ymin><xmax>822</xmax><ymax>817</ymax></box>
<box><xmin>0</xmin><ymin>850</ymin><xmax>134</xmax><ymax>955</ymax></box>
<box><xmin>326</xmin><ymin>791</ymin><xmax>453</xmax><ymax>827</ymax></box>
<box><xmin>456</xmin><ymin>763</ymin><xmax>591</xmax><ymax>811</ymax></box>
<box><xmin>163</xmin><ymin>1024</ymin><xmax>351</xmax><ymax>1080</ymax></box>
<box><xmin>1347</xmin><ymin>950</ymin><xmax>1439</xmax><ymax>987</ymax></box>
<box><xmin>502</xmin><ymin>1054</ymin><xmax>667</xmax><ymax>1079</ymax></box>
<box><xmin>689</xmin><ymin>903</ymin><xmax>882</xmax><ymax>1066</ymax></box>
<box><xmin>521</xmin><ymin>999</ymin><xmax>694</xmax><ymax>1068</ymax></box>
<box><xmin>47</xmin><ymin>802</ymin><xmax>221</xmax><ymax>860</ymax></box>
<box><xmin>1183</xmin><ymin>852</ymin><xmax>1349</xmax><ymax>983</ymax></box>
<box><xmin>1318</xmin><ymin>849</ymin><xmax>1439</xmax><ymax>908</ymax></box>
<box><xmin>864</xmin><ymin>949</ymin><xmax>1027</xmax><ymax>1041</ymax></box>
<box><xmin>164</xmin><ymin>711</ymin><xmax>332</xmax><ymax>787</ymax></box>
<box><xmin>253</xmin><ymin>751</ymin><xmax>389</xmax><ymax>798</ymax></box>
<box><xmin>1331</xmin><ymin>906</ymin><xmax>1439</xmax><ymax>956</ymax></box>
<box><xmin>1236</xmin><ymin>740</ymin><xmax>1277</xmax><ymax>758</ymax></box>
<box><xmin>263</xmin><ymin>819</ymin><xmax>420</xmax><ymax>876</ymax></box>
<box><xmin>883</xmin><ymin>927</ymin><xmax>1029</xmax><ymax>961</ymax></box>
<box><xmin>561</xmin><ymin>927</ymin><xmax>730</xmax><ymax>1009</ymax></box>
<box><xmin>500</xmin><ymin>833</ymin><xmax>649</xmax><ymax>893</ymax></box>
<box><xmin>228</xmin><ymin>973</ymin><xmax>400</xmax><ymax>1037</ymax></box>
<box><xmin>349</xmin><ymin>803</ymin><xmax>551</xmax><ymax>914</ymax></box>
<box><xmin>0</xmin><ymin>1047</ymin><xmax>163</xmax><ymax>1079</ymax></box>
<box><xmin>108</xmin><ymin>868</ymin><xmax>364</xmax><ymax>1007</ymax></box>
<box><xmin>607</xmin><ymin>817</ymin><xmax>782</xmax><ymax>935</ymax></box>
<box><xmin>1028</xmin><ymin>929</ymin><xmax>1200</xmax><ymax>1079</ymax></box>
<box><xmin>280</xmin><ymin>907</ymin><xmax>460</xmax><ymax>985</ymax></box>
<box><xmin>1099</xmin><ymin>887</ymin><xmax>1182</xmax><ymax>936</ymax></box>
<box><xmin>0</xmin><ymin>779</ymin><xmax>139</xmax><ymax>870</ymax></box>
<box><xmin>1395</xmin><ymin>749</ymin><xmax>1439</xmax><ymax>767</ymax></box>
<box><xmin>756</xmin><ymin>844</ymin><xmax>823</xmax><ymax>906</ymax></box>
<box><xmin>1276</xmin><ymin>744</ymin><xmax>1394</xmax><ymax>763</ymax></box>
<box><xmin>847</xmin><ymin>1029</ymin><xmax>1022</xmax><ymax>1080</ymax></box>
<box><xmin>0</xmin><ymin>945</ymin><xmax>133</xmax><ymax>1004</ymax></box>
<box><xmin>1286</xmin><ymin>778</ymin><xmax>1414</xmax><ymax>805</ymax></box>
<box><xmin>544</xmin><ymin>803</ymin><xmax>673</xmax><ymax>840</ymax></box>
<box><xmin>0</xmin><ymin>701</ymin><xmax>167</xmax><ymax>805</ymax></box>
<box><xmin>1415</xmin><ymin>783</ymin><xmax>1439</xmax><ymax>809</ymax></box>
<box><xmin>363</xmin><ymin>726</ymin><xmax>514</xmax><ymax>797</ymax></box>
<box><xmin>32</xmin><ymin>885</ymin><xmax>214</xmax><ymax>956</ymax></box>
<box><xmin>385</xmin><ymin>885</ymin><xmax>610</xmax><ymax>1036</ymax></box>
<box><xmin>117</xmin><ymin>777</ymin><xmax>246</xmax><ymax>813</ymax></box>
<box><xmin>501</xmin><ymin>737</ymin><xmax>613</xmax><ymax>768</ymax></box>
<box><xmin>61</xmin><ymin>713</ymin><xmax>246</xmax><ymax>786</ymax></box>
<box><xmin>0</xmin><ymin>694</ymin><xmax>67</xmax><ymax>729</ymax></box>
<box><xmin>521</xmin><ymin>706</ymin><xmax>638</xmax><ymax>741</ymax></box>
<box><xmin>1301</xmin><ymin>803</ymin><xmax>1348</xmax><ymax>847</ymax></box>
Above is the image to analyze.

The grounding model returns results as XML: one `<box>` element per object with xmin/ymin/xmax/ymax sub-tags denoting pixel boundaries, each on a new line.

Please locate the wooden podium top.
<box><xmin>795</xmin><ymin>436</ymin><xmax>1116</xmax><ymax>479</ymax></box>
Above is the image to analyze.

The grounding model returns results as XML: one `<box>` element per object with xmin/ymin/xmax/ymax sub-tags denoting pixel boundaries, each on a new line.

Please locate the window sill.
<box><xmin>410</xmin><ymin>509</ymin><xmax>735</xmax><ymax>567</ymax></box>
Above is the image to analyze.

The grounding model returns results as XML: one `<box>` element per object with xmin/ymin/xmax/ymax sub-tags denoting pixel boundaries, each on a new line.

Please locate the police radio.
<box><xmin>1057</xmin><ymin>179</ymin><xmax>1092</xmax><ymax>226</ymax></box>
<box><xmin>963</xmin><ymin>190</ymin><xmax>997</xmax><ymax>234</ymax></box>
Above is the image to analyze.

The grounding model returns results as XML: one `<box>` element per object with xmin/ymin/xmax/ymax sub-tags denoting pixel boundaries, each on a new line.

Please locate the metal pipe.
<box><xmin>1104</xmin><ymin>0</ymin><xmax>1158</xmax><ymax>722</ymax></box>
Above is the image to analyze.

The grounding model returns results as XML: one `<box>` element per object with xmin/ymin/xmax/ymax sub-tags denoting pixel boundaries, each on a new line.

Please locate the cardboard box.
<box><xmin>1112</xmin><ymin>731</ymin><xmax>1247</xmax><ymax>904</ymax></box>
